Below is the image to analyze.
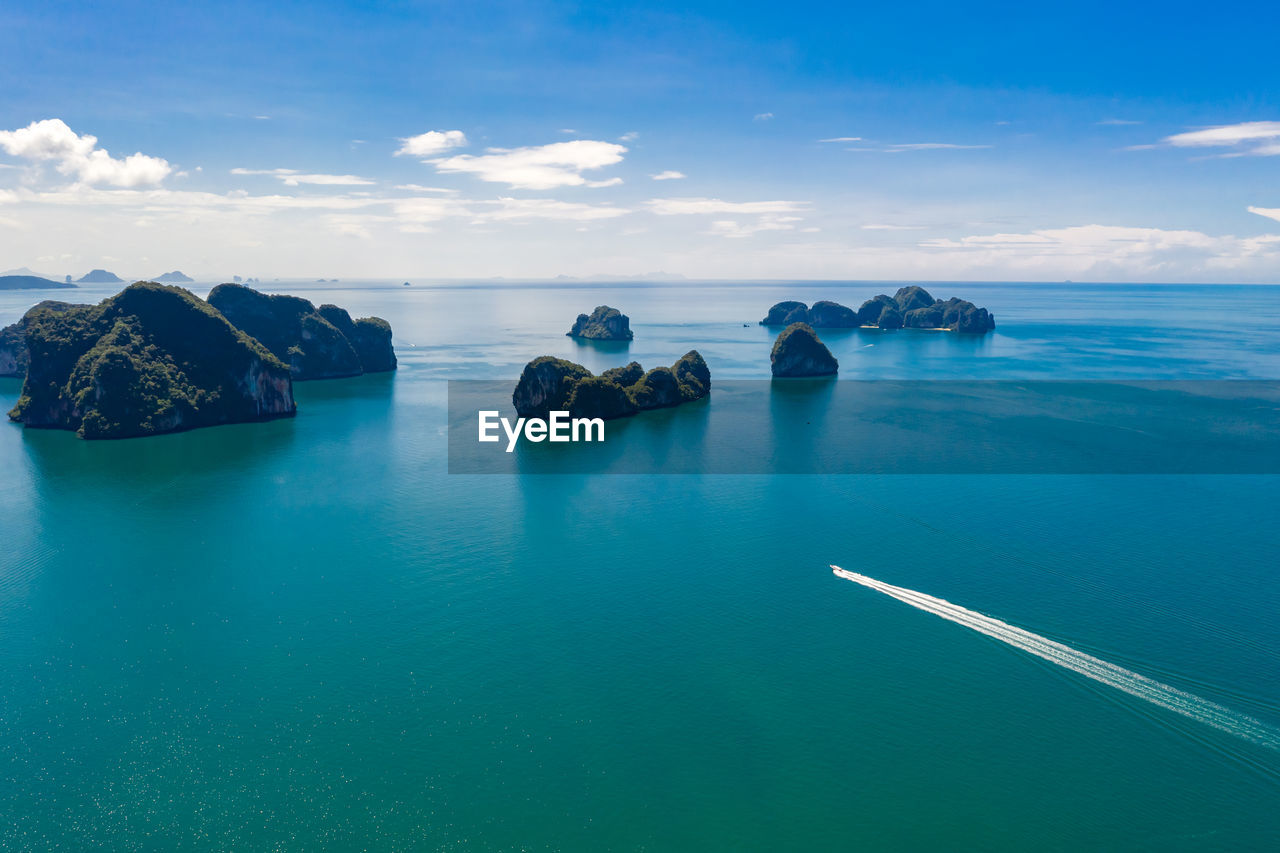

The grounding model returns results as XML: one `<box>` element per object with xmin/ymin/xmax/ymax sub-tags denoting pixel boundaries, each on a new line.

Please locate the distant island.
<box><xmin>771</xmin><ymin>323</ymin><xmax>838</xmax><ymax>377</ymax></box>
<box><xmin>154</xmin><ymin>270</ymin><xmax>194</xmax><ymax>283</ymax></box>
<box><xmin>4</xmin><ymin>281</ymin><xmax>398</xmax><ymax>439</ymax></box>
<box><xmin>761</xmin><ymin>286</ymin><xmax>995</xmax><ymax>333</ymax></box>
<box><xmin>0</xmin><ymin>275</ymin><xmax>76</xmax><ymax>290</ymax></box>
<box><xmin>513</xmin><ymin>351</ymin><xmax>710</xmax><ymax>420</ymax></box>
<box><xmin>567</xmin><ymin>305</ymin><xmax>633</xmax><ymax>341</ymax></box>
<box><xmin>76</xmin><ymin>269</ymin><xmax>125</xmax><ymax>284</ymax></box>
<box><xmin>208</xmin><ymin>283</ymin><xmax>396</xmax><ymax>379</ymax></box>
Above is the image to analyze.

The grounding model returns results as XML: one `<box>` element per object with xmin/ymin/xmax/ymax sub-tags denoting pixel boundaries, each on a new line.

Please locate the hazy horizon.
<box><xmin>3</xmin><ymin>2</ymin><xmax>1279</xmax><ymax>283</ymax></box>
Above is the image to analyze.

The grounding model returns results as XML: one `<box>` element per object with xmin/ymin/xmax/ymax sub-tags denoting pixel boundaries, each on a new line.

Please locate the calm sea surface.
<box><xmin>2</xmin><ymin>281</ymin><xmax>1279</xmax><ymax>850</ymax></box>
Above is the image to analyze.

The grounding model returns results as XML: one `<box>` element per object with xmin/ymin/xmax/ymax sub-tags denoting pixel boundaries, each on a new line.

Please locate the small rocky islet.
<box><xmin>770</xmin><ymin>323</ymin><xmax>839</xmax><ymax>377</ymax></box>
<box><xmin>761</xmin><ymin>286</ymin><xmax>995</xmax><ymax>333</ymax></box>
<box><xmin>513</xmin><ymin>351</ymin><xmax>710</xmax><ymax>421</ymax></box>
<box><xmin>3</xmin><ymin>281</ymin><xmax>396</xmax><ymax>439</ymax></box>
<box><xmin>566</xmin><ymin>305</ymin><xmax>633</xmax><ymax>341</ymax></box>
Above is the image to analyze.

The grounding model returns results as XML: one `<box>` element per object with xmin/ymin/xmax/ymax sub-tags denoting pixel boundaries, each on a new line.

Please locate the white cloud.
<box><xmin>1097</xmin><ymin>119</ymin><xmax>1142</xmax><ymax>126</ymax></box>
<box><xmin>1249</xmin><ymin>206</ymin><xmax>1280</xmax><ymax>223</ymax></box>
<box><xmin>862</xmin><ymin>223</ymin><xmax>923</xmax><ymax>230</ymax></box>
<box><xmin>395</xmin><ymin>130</ymin><xmax>469</xmax><ymax>157</ymax></box>
<box><xmin>619</xmin><ymin>131</ymin><xmax>639</xmax><ymax>142</ymax></box>
<box><xmin>394</xmin><ymin>183</ymin><xmax>458</xmax><ymax>193</ymax></box>
<box><xmin>558</xmin><ymin>128</ymin><xmax>578</xmax><ymax>134</ymax></box>
<box><xmin>0</xmin><ymin>118</ymin><xmax>172</xmax><ymax>187</ymax></box>
<box><xmin>431</xmin><ymin>140</ymin><xmax>627</xmax><ymax>189</ymax></box>
<box><xmin>708</xmin><ymin>216</ymin><xmax>801</xmax><ymax>238</ymax></box>
<box><xmin>390</xmin><ymin>195</ymin><xmax>629</xmax><ymax>230</ymax></box>
<box><xmin>481</xmin><ymin>198</ymin><xmax>630</xmax><ymax>222</ymax></box>
<box><xmin>753</xmin><ymin>113</ymin><xmax>775</xmax><ymax>121</ymax></box>
<box><xmin>1160</xmin><ymin>121</ymin><xmax>1280</xmax><ymax>157</ymax></box>
<box><xmin>646</xmin><ymin>197</ymin><xmax>807</xmax><ymax>215</ymax></box>
<box><xmin>919</xmin><ymin>223</ymin><xmax>1280</xmax><ymax>273</ymax></box>
<box><xmin>231</xmin><ymin>168</ymin><xmax>374</xmax><ymax>186</ymax></box>
<box><xmin>890</xmin><ymin>142</ymin><xmax>989</xmax><ymax>151</ymax></box>
<box><xmin>842</xmin><ymin>141</ymin><xmax>991</xmax><ymax>153</ymax></box>
<box><xmin>818</xmin><ymin>137</ymin><xmax>862</xmax><ymax>142</ymax></box>
<box><xmin>650</xmin><ymin>170</ymin><xmax>686</xmax><ymax>181</ymax></box>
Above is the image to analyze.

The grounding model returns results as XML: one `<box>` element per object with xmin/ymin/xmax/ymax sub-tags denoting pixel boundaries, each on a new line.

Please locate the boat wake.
<box><xmin>831</xmin><ymin>566</ymin><xmax>1280</xmax><ymax>752</ymax></box>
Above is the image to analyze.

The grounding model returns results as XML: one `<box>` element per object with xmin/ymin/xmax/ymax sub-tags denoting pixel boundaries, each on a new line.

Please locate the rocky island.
<box><xmin>76</xmin><ymin>269</ymin><xmax>125</xmax><ymax>284</ymax></box>
<box><xmin>0</xmin><ymin>275</ymin><xmax>77</xmax><ymax>290</ymax></box>
<box><xmin>761</xmin><ymin>286</ymin><xmax>995</xmax><ymax>333</ymax></box>
<box><xmin>7</xmin><ymin>283</ymin><xmax>295</xmax><ymax>439</ymax></box>
<box><xmin>771</xmin><ymin>323</ymin><xmax>839</xmax><ymax>377</ymax></box>
<box><xmin>208</xmin><ymin>283</ymin><xmax>396</xmax><ymax>379</ymax></box>
<box><xmin>513</xmin><ymin>351</ymin><xmax>710</xmax><ymax>420</ymax></box>
<box><xmin>155</xmin><ymin>270</ymin><xmax>194</xmax><ymax>283</ymax></box>
<box><xmin>0</xmin><ymin>301</ymin><xmax>80</xmax><ymax>377</ymax></box>
<box><xmin>567</xmin><ymin>305</ymin><xmax>633</xmax><ymax>341</ymax></box>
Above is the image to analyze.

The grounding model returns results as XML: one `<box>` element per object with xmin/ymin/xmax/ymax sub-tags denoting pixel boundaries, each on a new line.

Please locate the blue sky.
<box><xmin>1</xmin><ymin>0</ymin><xmax>1278</xmax><ymax>281</ymax></box>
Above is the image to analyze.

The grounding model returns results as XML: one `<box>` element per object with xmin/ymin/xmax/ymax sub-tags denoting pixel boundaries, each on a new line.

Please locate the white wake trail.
<box><xmin>831</xmin><ymin>566</ymin><xmax>1280</xmax><ymax>751</ymax></box>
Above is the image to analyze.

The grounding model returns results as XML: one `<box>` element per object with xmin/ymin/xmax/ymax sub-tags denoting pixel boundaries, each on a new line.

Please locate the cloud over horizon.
<box><xmin>0</xmin><ymin>119</ymin><xmax>171</xmax><ymax>187</ymax></box>
<box><xmin>430</xmin><ymin>140</ymin><xmax>627</xmax><ymax>189</ymax></box>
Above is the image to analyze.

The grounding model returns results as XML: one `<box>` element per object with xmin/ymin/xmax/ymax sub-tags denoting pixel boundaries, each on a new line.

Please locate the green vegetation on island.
<box><xmin>8</xmin><ymin>282</ymin><xmax>296</xmax><ymax>439</ymax></box>
<box><xmin>761</xmin><ymin>286</ymin><xmax>995</xmax><ymax>333</ymax></box>
<box><xmin>770</xmin><ymin>322</ymin><xmax>839</xmax><ymax>377</ymax></box>
<box><xmin>207</xmin><ymin>283</ymin><xmax>397</xmax><ymax>379</ymax></box>
<box><xmin>513</xmin><ymin>350</ymin><xmax>710</xmax><ymax>420</ymax></box>
<box><xmin>567</xmin><ymin>305</ymin><xmax>633</xmax><ymax>340</ymax></box>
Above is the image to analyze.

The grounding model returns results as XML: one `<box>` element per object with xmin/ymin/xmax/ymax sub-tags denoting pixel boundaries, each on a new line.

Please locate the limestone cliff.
<box><xmin>513</xmin><ymin>351</ymin><xmax>711</xmax><ymax>420</ymax></box>
<box><xmin>567</xmin><ymin>305</ymin><xmax>634</xmax><ymax>341</ymax></box>
<box><xmin>770</xmin><ymin>323</ymin><xmax>839</xmax><ymax>377</ymax></box>
<box><xmin>8</xmin><ymin>283</ymin><xmax>295</xmax><ymax>439</ymax></box>
<box><xmin>207</xmin><ymin>283</ymin><xmax>396</xmax><ymax>379</ymax></box>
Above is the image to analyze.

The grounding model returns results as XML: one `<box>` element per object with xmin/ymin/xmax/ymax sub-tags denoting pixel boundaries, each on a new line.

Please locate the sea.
<box><xmin>1</xmin><ymin>280</ymin><xmax>1278</xmax><ymax>851</ymax></box>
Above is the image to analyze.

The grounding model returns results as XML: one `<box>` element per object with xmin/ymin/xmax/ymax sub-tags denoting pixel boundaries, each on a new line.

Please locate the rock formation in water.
<box><xmin>76</xmin><ymin>269</ymin><xmax>124</xmax><ymax>283</ymax></box>
<box><xmin>0</xmin><ymin>275</ymin><xmax>77</xmax><ymax>290</ymax></box>
<box><xmin>567</xmin><ymin>305</ymin><xmax>634</xmax><ymax>340</ymax></box>
<box><xmin>8</xmin><ymin>283</ymin><xmax>295</xmax><ymax>439</ymax></box>
<box><xmin>807</xmin><ymin>300</ymin><xmax>860</xmax><ymax>327</ymax></box>
<box><xmin>760</xmin><ymin>300</ymin><xmax>811</xmax><ymax>326</ymax></box>
<box><xmin>762</xmin><ymin>286</ymin><xmax>995</xmax><ymax>333</ymax></box>
<box><xmin>770</xmin><ymin>322</ymin><xmax>839</xmax><ymax>377</ymax></box>
<box><xmin>900</xmin><ymin>293</ymin><xmax>995</xmax><ymax>333</ymax></box>
<box><xmin>154</xmin><ymin>270</ymin><xmax>194</xmax><ymax>283</ymax></box>
<box><xmin>0</xmin><ymin>301</ymin><xmax>80</xmax><ymax>377</ymax></box>
<box><xmin>513</xmin><ymin>351</ymin><xmax>710</xmax><ymax>420</ymax></box>
<box><xmin>207</xmin><ymin>283</ymin><xmax>396</xmax><ymax>379</ymax></box>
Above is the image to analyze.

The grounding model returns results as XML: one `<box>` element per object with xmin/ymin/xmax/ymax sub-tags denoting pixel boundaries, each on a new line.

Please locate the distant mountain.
<box><xmin>1</xmin><ymin>266</ymin><xmax>61</xmax><ymax>280</ymax></box>
<box><xmin>76</xmin><ymin>269</ymin><xmax>124</xmax><ymax>283</ymax></box>
<box><xmin>0</xmin><ymin>275</ymin><xmax>76</xmax><ymax>290</ymax></box>
<box><xmin>154</xmin><ymin>270</ymin><xmax>194</xmax><ymax>283</ymax></box>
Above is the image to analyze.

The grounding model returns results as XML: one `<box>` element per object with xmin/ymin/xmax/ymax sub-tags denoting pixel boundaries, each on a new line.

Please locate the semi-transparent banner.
<box><xmin>447</xmin><ymin>380</ymin><xmax>1280</xmax><ymax>474</ymax></box>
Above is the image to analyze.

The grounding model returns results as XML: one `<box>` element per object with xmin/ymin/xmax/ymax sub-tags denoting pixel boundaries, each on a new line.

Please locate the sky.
<box><xmin>1</xmin><ymin>0</ymin><xmax>1278</xmax><ymax>282</ymax></box>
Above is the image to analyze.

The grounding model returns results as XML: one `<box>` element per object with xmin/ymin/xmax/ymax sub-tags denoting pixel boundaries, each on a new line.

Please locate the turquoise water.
<box><xmin>2</xmin><ymin>282</ymin><xmax>1279</xmax><ymax>850</ymax></box>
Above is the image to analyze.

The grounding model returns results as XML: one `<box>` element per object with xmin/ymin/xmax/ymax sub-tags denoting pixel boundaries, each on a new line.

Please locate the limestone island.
<box><xmin>567</xmin><ymin>305</ymin><xmax>633</xmax><ymax>341</ymax></box>
<box><xmin>771</xmin><ymin>323</ymin><xmax>839</xmax><ymax>377</ymax></box>
<box><xmin>513</xmin><ymin>351</ymin><xmax>710</xmax><ymax>420</ymax></box>
<box><xmin>7</xmin><ymin>283</ymin><xmax>295</xmax><ymax>439</ymax></box>
<box><xmin>0</xmin><ymin>275</ymin><xmax>77</xmax><ymax>290</ymax></box>
<box><xmin>208</xmin><ymin>283</ymin><xmax>396</xmax><ymax>379</ymax></box>
<box><xmin>4</xmin><ymin>282</ymin><xmax>398</xmax><ymax>439</ymax></box>
<box><xmin>155</xmin><ymin>270</ymin><xmax>194</xmax><ymax>283</ymax></box>
<box><xmin>761</xmin><ymin>286</ymin><xmax>995</xmax><ymax>333</ymax></box>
